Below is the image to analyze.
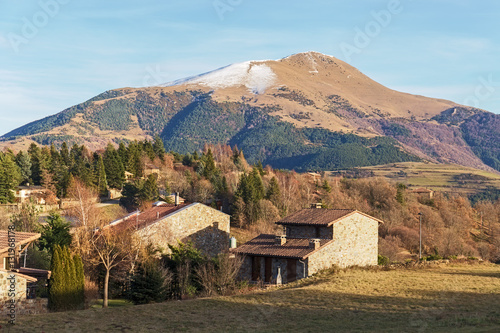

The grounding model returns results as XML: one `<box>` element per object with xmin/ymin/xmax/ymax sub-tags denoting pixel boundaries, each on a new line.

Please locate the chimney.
<box><xmin>175</xmin><ymin>192</ymin><xmax>179</xmax><ymax>206</ymax></box>
<box><xmin>156</xmin><ymin>211</ymin><xmax>160</xmax><ymax>219</ymax></box>
<box><xmin>310</xmin><ymin>203</ymin><xmax>322</xmax><ymax>209</ymax></box>
<box><xmin>275</xmin><ymin>234</ymin><xmax>286</xmax><ymax>246</ymax></box>
<box><xmin>309</xmin><ymin>238</ymin><xmax>320</xmax><ymax>250</ymax></box>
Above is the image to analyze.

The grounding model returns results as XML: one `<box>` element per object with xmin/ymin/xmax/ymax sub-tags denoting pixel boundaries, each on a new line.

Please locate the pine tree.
<box><xmin>203</xmin><ymin>148</ymin><xmax>216</xmax><ymax>179</ymax></box>
<box><xmin>141</xmin><ymin>174</ymin><xmax>159</xmax><ymax>202</ymax></box>
<box><xmin>143</xmin><ymin>140</ymin><xmax>156</xmax><ymax>161</ymax></box>
<box><xmin>117</xmin><ymin>141</ymin><xmax>128</xmax><ymax>167</ymax></box>
<box><xmin>249</xmin><ymin>168</ymin><xmax>265</xmax><ymax>201</ymax></box>
<box><xmin>15</xmin><ymin>151</ymin><xmax>32</xmax><ymax>185</ymax></box>
<box><xmin>0</xmin><ymin>152</ymin><xmax>21</xmax><ymax>203</ymax></box>
<box><xmin>28</xmin><ymin>143</ymin><xmax>42</xmax><ymax>185</ymax></box>
<box><xmin>38</xmin><ymin>213</ymin><xmax>72</xmax><ymax>254</ymax></box>
<box><xmin>96</xmin><ymin>155</ymin><xmax>108</xmax><ymax>197</ymax></box>
<box><xmin>322</xmin><ymin>179</ymin><xmax>332</xmax><ymax>193</ymax></box>
<box><xmin>266</xmin><ymin>176</ymin><xmax>281</xmax><ymax>206</ymax></box>
<box><xmin>153</xmin><ymin>135</ymin><xmax>166</xmax><ymax>161</ymax></box>
<box><xmin>60</xmin><ymin>142</ymin><xmax>70</xmax><ymax>166</ymax></box>
<box><xmin>255</xmin><ymin>161</ymin><xmax>265</xmax><ymax>176</ymax></box>
<box><xmin>103</xmin><ymin>143</ymin><xmax>125</xmax><ymax>189</ymax></box>
<box><xmin>127</xmin><ymin>261</ymin><xmax>169</xmax><ymax>305</ymax></box>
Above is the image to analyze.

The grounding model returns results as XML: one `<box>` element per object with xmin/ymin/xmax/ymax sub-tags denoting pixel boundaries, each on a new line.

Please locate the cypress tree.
<box><xmin>49</xmin><ymin>245</ymin><xmax>64</xmax><ymax>310</ymax></box>
<box><xmin>74</xmin><ymin>253</ymin><xmax>85</xmax><ymax>309</ymax></box>
<box><xmin>62</xmin><ymin>246</ymin><xmax>76</xmax><ymax>308</ymax></box>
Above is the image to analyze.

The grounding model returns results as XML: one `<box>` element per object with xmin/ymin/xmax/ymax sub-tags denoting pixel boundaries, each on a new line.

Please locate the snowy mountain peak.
<box><xmin>160</xmin><ymin>60</ymin><xmax>277</xmax><ymax>94</ymax></box>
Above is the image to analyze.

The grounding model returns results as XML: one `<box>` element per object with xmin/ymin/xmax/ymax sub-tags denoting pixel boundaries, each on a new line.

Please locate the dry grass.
<box><xmin>4</xmin><ymin>263</ymin><xmax>500</xmax><ymax>332</ymax></box>
<box><xmin>346</xmin><ymin>162</ymin><xmax>500</xmax><ymax>194</ymax></box>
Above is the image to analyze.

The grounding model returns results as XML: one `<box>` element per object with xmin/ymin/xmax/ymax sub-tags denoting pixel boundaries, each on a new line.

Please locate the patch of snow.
<box><xmin>160</xmin><ymin>61</ymin><xmax>277</xmax><ymax>94</ymax></box>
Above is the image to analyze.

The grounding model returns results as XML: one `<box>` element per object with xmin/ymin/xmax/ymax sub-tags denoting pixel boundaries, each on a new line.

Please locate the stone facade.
<box><xmin>0</xmin><ymin>271</ymin><xmax>48</xmax><ymax>317</ymax></box>
<box><xmin>136</xmin><ymin>203</ymin><xmax>230</xmax><ymax>257</ymax></box>
<box><xmin>308</xmin><ymin>214</ymin><xmax>378</xmax><ymax>273</ymax></box>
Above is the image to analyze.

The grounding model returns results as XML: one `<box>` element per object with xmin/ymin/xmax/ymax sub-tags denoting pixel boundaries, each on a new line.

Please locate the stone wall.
<box><xmin>0</xmin><ymin>271</ymin><xmax>48</xmax><ymax>317</ymax></box>
<box><xmin>137</xmin><ymin>203</ymin><xmax>230</xmax><ymax>257</ymax></box>
<box><xmin>308</xmin><ymin>213</ymin><xmax>378</xmax><ymax>273</ymax></box>
<box><xmin>286</xmin><ymin>225</ymin><xmax>333</xmax><ymax>239</ymax></box>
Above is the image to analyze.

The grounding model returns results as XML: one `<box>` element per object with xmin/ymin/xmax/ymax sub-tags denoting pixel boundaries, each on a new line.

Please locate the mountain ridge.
<box><xmin>1</xmin><ymin>52</ymin><xmax>499</xmax><ymax>173</ymax></box>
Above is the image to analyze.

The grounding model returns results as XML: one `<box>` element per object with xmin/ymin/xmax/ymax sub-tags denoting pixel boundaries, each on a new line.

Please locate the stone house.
<box><xmin>0</xmin><ymin>270</ymin><xmax>48</xmax><ymax>317</ymax></box>
<box><xmin>0</xmin><ymin>231</ymin><xmax>50</xmax><ymax>316</ymax></box>
<box><xmin>411</xmin><ymin>188</ymin><xmax>434</xmax><ymax>200</ymax></box>
<box><xmin>107</xmin><ymin>201</ymin><xmax>230</xmax><ymax>257</ymax></box>
<box><xmin>13</xmin><ymin>186</ymin><xmax>50</xmax><ymax>205</ymax></box>
<box><xmin>144</xmin><ymin>164</ymin><xmax>160</xmax><ymax>178</ymax></box>
<box><xmin>234</xmin><ymin>208</ymin><xmax>382</xmax><ymax>284</ymax></box>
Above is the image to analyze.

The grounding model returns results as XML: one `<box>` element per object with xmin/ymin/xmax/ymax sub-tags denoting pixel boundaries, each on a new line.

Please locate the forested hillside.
<box><xmin>1</xmin><ymin>139</ymin><xmax>499</xmax><ymax>265</ymax></box>
<box><xmin>1</xmin><ymin>91</ymin><xmax>419</xmax><ymax>171</ymax></box>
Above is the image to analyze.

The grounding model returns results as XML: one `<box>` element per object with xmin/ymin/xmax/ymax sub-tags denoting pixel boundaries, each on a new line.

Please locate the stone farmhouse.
<box><xmin>0</xmin><ymin>231</ymin><xmax>51</xmax><ymax>315</ymax></box>
<box><xmin>234</xmin><ymin>207</ymin><xmax>383</xmax><ymax>284</ymax></box>
<box><xmin>107</xmin><ymin>200</ymin><xmax>230</xmax><ymax>257</ymax></box>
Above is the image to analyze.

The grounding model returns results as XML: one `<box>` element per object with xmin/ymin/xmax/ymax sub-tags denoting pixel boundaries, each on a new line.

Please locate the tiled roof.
<box><xmin>108</xmin><ymin>203</ymin><xmax>189</xmax><ymax>232</ymax></box>
<box><xmin>276</xmin><ymin>209</ymin><xmax>356</xmax><ymax>226</ymax></box>
<box><xmin>0</xmin><ymin>270</ymin><xmax>37</xmax><ymax>283</ymax></box>
<box><xmin>0</xmin><ymin>231</ymin><xmax>40</xmax><ymax>254</ymax></box>
<box><xmin>12</xmin><ymin>267</ymin><xmax>51</xmax><ymax>280</ymax></box>
<box><xmin>232</xmin><ymin>234</ymin><xmax>332</xmax><ymax>259</ymax></box>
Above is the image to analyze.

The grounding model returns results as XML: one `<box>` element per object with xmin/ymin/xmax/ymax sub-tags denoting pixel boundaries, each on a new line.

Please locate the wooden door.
<box><xmin>265</xmin><ymin>257</ymin><xmax>272</xmax><ymax>283</ymax></box>
<box><xmin>287</xmin><ymin>259</ymin><xmax>297</xmax><ymax>282</ymax></box>
<box><xmin>251</xmin><ymin>256</ymin><xmax>261</xmax><ymax>281</ymax></box>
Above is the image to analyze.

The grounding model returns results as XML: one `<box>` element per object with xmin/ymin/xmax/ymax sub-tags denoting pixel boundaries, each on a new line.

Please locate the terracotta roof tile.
<box><xmin>0</xmin><ymin>231</ymin><xmax>40</xmax><ymax>254</ymax></box>
<box><xmin>108</xmin><ymin>203</ymin><xmax>189</xmax><ymax>232</ymax></box>
<box><xmin>233</xmin><ymin>234</ymin><xmax>331</xmax><ymax>259</ymax></box>
<box><xmin>276</xmin><ymin>209</ymin><xmax>355</xmax><ymax>226</ymax></box>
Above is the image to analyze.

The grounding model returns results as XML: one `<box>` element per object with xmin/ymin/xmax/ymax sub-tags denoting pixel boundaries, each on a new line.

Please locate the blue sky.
<box><xmin>1</xmin><ymin>0</ymin><xmax>499</xmax><ymax>136</ymax></box>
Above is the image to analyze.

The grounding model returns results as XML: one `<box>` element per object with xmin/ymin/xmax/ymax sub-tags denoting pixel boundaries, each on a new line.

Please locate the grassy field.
<box><xmin>4</xmin><ymin>262</ymin><xmax>500</xmax><ymax>332</ymax></box>
<box><xmin>333</xmin><ymin>162</ymin><xmax>500</xmax><ymax>195</ymax></box>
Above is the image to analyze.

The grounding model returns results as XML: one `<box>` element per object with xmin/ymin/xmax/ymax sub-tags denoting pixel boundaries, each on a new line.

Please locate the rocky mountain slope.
<box><xmin>2</xmin><ymin>52</ymin><xmax>499</xmax><ymax>172</ymax></box>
